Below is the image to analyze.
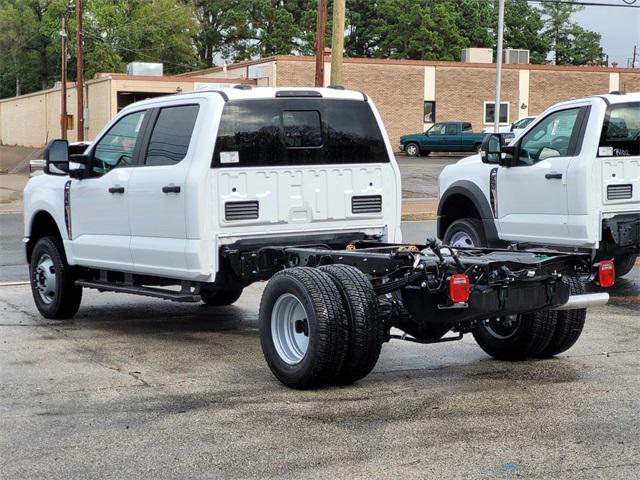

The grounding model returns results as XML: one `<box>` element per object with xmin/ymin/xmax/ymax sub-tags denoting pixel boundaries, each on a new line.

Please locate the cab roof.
<box><xmin>122</xmin><ymin>86</ymin><xmax>368</xmax><ymax>112</ymax></box>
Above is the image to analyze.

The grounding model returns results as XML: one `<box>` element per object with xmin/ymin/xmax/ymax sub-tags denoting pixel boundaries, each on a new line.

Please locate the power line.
<box><xmin>81</xmin><ymin>29</ymin><xmax>197</xmax><ymax>70</ymax></box>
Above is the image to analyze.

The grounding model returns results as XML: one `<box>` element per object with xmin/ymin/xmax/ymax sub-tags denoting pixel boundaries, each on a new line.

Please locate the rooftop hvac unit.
<box><xmin>461</xmin><ymin>48</ymin><xmax>493</xmax><ymax>64</ymax></box>
<box><xmin>503</xmin><ymin>49</ymin><xmax>530</xmax><ymax>65</ymax></box>
<box><xmin>126</xmin><ymin>62</ymin><xmax>163</xmax><ymax>76</ymax></box>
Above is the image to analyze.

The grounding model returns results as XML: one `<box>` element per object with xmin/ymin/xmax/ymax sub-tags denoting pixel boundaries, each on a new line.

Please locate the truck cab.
<box><xmin>438</xmin><ymin>92</ymin><xmax>640</xmax><ymax>277</ymax></box>
<box><xmin>24</xmin><ymin>87</ymin><xmax>402</xmax><ymax>318</ymax></box>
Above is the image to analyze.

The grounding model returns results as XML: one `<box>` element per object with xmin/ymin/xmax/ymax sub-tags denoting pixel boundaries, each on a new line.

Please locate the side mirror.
<box><xmin>43</xmin><ymin>139</ymin><xmax>69</xmax><ymax>176</ymax></box>
<box><xmin>68</xmin><ymin>154</ymin><xmax>90</xmax><ymax>179</ymax></box>
<box><xmin>480</xmin><ymin>133</ymin><xmax>515</xmax><ymax>167</ymax></box>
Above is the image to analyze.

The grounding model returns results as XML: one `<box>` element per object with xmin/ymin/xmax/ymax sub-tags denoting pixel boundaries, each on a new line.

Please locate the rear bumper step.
<box><xmin>553</xmin><ymin>293</ymin><xmax>609</xmax><ymax>310</ymax></box>
<box><xmin>76</xmin><ymin>280</ymin><xmax>201</xmax><ymax>303</ymax></box>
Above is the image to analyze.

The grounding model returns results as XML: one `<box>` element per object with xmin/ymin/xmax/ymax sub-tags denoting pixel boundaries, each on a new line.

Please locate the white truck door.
<box><xmin>496</xmin><ymin>106</ymin><xmax>587</xmax><ymax>246</ymax></box>
<box><xmin>127</xmin><ymin>104</ymin><xmax>200</xmax><ymax>278</ymax></box>
<box><xmin>70</xmin><ymin>110</ymin><xmax>147</xmax><ymax>270</ymax></box>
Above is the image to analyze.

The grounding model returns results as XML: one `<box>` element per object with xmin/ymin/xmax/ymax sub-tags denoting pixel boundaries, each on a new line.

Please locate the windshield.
<box><xmin>599</xmin><ymin>102</ymin><xmax>640</xmax><ymax>157</ymax></box>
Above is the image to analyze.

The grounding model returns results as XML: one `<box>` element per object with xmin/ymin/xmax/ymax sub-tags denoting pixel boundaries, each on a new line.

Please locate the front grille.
<box><xmin>607</xmin><ymin>184</ymin><xmax>632</xmax><ymax>200</ymax></box>
<box><xmin>352</xmin><ymin>195</ymin><xmax>382</xmax><ymax>214</ymax></box>
<box><xmin>225</xmin><ymin>201</ymin><xmax>259</xmax><ymax>221</ymax></box>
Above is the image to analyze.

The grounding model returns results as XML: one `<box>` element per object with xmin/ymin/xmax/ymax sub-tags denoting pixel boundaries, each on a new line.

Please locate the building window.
<box><xmin>484</xmin><ymin>101</ymin><xmax>509</xmax><ymax>124</ymax></box>
<box><xmin>424</xmin><ymin>101</ymin><xmax>436</xmax><ymax>123</ymax></box>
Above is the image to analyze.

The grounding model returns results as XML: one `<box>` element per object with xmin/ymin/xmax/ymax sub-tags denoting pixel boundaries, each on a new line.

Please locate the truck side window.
<box><xmin>446</xmin><ymin>124</ymin><xmax>458</xmax><ymax>135</ymax></box>
<box><xmin>145</xmin><ymin>105</ymin><xmax>200</xmax><ymax>166</ymax></box>
<box><xmin>599</xmin><ymin>102</ymin><xmax>640</xmax><ymax>157</ymax></box>
<box><xmin>92</xmin><ymin>111</ymin><xmax>146</xmax><ymax>175</ymax></box>
<box><xmin>517</xmin><ymin>108</ymin><xmax>580</xmax><ymax>166</ymax></box>
<box><xmin>428</xmin><ymin>123</ymin><xmax>447</xmax><ymax>135</ymax></box>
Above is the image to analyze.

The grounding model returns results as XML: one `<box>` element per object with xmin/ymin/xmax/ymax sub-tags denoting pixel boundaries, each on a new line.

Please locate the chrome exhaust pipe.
<box><xmin>553</xmin><ymin>293</ymin><xmax>609</xmax><ymax>310</ymax></box>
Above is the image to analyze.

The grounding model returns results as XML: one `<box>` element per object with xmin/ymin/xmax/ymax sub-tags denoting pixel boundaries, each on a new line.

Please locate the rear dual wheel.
<box><xmin>259</xmin><ymin>266</ymin><xmax>382</xmax><ymax>389</ymax></box>
<box><xmin>473</xmin><ymin>276</ymin><xmax>587</xmax><ymax>360</ymax></box>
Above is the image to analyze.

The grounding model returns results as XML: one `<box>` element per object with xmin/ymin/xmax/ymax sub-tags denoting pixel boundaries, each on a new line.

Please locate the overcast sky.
<box><xmin>570</xmin><ymin>0</ymin><xmax>640</xmax><ymax>66</ymax></box>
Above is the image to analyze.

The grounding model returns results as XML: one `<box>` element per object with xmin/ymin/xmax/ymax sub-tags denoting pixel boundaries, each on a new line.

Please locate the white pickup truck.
<box><xmin>24</xmin><ymin>87</ymin><xmax>611</xmax><ymax>389</ymax></box>
<box><xmin>439</xmin><ymin>92</ymin><xmax>640</xmax><ymax>278</ymax></box>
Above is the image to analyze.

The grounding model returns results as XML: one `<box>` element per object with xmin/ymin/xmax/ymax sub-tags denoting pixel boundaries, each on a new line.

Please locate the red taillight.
<box><xmin>598</xmin><ymin>260</ymin><xmax>615</xmax><ymax>288</ymax></box>
<box><xmin>449</xmin><ymin>274</ymin><xmax>470</xmax><ymax>303</ymax></box>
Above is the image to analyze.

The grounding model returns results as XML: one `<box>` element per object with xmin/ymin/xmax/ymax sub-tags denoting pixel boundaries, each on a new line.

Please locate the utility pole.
<box><xmin>494</xmin><ymin>0</ymin><xmax>505</xmax><ymax>133</ymax></box>
<box><xmin>315</xmin><ymin>0</ymin><xmax>328</xmax><ymax>87</ymax></box>
<box><xmin>76</xmin><ymin>0</ymin><xmax>84</xmax><ymax>141</ymax></box>
<box><xmin>330</xmin><ymin>0</ymin><xmax>346</xmax><ymax>86</ymax></box>
<box><xmin>632</xmin><ymin>45</ymin><xmax>638</xmax><ymax>69</ymax></box>
<box><xmin>60</xmin><ymin>15</ymin><xmax>68</xmax><ymax>139</ymax></box>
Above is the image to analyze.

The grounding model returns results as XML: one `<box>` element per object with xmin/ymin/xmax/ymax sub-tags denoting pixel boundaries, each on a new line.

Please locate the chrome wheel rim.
<box><xmin>483</xmin><ymin>315</ymin><xmax>521</xmax><ymax>339</ymax></box>
<box><xmin>33</xmin><ymin>253</ymin><xmax>57</xmax><ymax>305</ymax></box>
<box><xmin>406</xmin><ymin>144</ymin><xmax>418</xmax><ymax>156</ymax></box>
<box><xmin>271</xmin><ymin>293</ymin><xmax>309</xmax><ymax>365</ymax></box>
<box><xmin>449</xmin><ymin>230</ymin><xmax>476</xmax><ymax>248</ymax></box>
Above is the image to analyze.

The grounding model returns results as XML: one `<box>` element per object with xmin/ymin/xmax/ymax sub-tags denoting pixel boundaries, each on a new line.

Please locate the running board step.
<box><xmin>75</xmin><ymin>280</ymin><xmax>201</xmax><ymax>303</ymax></box>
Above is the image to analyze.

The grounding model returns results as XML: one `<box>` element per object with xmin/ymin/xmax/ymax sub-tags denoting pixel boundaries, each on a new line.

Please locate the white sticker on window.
<box><xmin>599</xmin><ymin>146</ymin><xmax>613</xmax><ymax>157</ymax></box>
<box><xmin>220</xmin><ymin>151</ymin><xmax>239</xmax><ymax>164</ymax></box>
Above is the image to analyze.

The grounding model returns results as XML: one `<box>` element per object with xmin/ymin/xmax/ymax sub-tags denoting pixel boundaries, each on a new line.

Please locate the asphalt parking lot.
<box><xmin>1</xmin><ymin>154</ymin><xmax>639</xmax><ymax>479</ymax></box>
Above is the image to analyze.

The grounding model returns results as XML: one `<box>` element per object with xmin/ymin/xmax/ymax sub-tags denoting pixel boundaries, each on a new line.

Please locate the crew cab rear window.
<box><xmin>599</xmin><ymin>102</ymin><xmax>640</xmax><ymax>157</ymax></box>
<box><xmin>145</xmin><ymin>105</ymin><xmax>199</xmax><ymax>166</ymax></box>
<box><xmin>212</xmin><ymin>99</ymin><xmax>389</xmax><ymax>167</ymax></box>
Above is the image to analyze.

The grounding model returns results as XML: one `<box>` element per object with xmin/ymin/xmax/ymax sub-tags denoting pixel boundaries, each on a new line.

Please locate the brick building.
<box><xmin>2</xmin><ymin>55</ymin><xmax>640</xmax><ymax>148</ymax></box>
<box><xmin>181</xmin><ymin>56</ymin><xmax>640</xmax><ymax>147</ymax></box>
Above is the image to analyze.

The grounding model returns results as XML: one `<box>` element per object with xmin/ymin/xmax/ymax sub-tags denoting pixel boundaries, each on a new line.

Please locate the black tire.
<box><xmin>405</xmin><ymin>142</ymin><xmax>420</xmax><ymax>157</ymax></box>
<box><xmin>443</xmin><ymin>218</ymin><xmax>487</xmax><ymax>248</ymax></box>
<box><xmin>200</xmin><ymin>286</ymin><xmax>243</xmax><ymax>306</ymax></box>
<box><xmin>29</xmin><ymin>236</ymin><xmax>82</xmax><ymax>319</ymax></box>
<box><xmin>319</xmin><ymin>264</ymin><xmax>383</xmax><ymax>385</ymax></box>
<box><xmin>474</xmin><ymin>143</ymin><xmax>482</xmax><ymax>153</ymax></box>
<box><xmin>614</xmin><ymin>254</ymin><xmax>637</xmax><ymax>278</ymax></box>
<box><xmin>536</xmin><ymin>276</ymin><xmax>586</xmax><ymax>358</ymax></box>
<box><xmin>259</xmin><ymin>267</ymin><xmax>348</xmax><ymax>389</ymax></box>
<box><xmin>472</xmin><ymin>311</ymin><xmax>557</xmax><ymax>361</ymax></box>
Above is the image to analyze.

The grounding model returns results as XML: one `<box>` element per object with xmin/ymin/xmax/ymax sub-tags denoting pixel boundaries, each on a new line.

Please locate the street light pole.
<box><xmin>494</xmin><ymin>0</ymin><xmax>505</xmax><ymax>133</ymax></box>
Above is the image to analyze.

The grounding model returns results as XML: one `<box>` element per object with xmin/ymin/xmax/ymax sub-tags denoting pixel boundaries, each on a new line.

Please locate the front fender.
<box><xmin>24</xmin><ymin>175</ymin><xmax>68</xmax><ymax>240</ymax></box>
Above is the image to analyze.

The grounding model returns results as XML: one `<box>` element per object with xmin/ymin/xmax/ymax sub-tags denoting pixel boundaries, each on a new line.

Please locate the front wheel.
<box><xmin>29</xmin><ymin>236</ymin><xmax>82</xmax><ymax>319</ymax></box>
<box><xmin>405</xmin><ymin>142</ymin><xmax>420</xmax><ymax>157</ymax></box>
<box><xmin>443</xmin><ymin>218</ymin><xmax>487</xmax><ymax>248</ymax></box>
<box><xmin>475</xmin><ymin>143</ymin><xmax>482</xmax><ymax>153</ymax></box>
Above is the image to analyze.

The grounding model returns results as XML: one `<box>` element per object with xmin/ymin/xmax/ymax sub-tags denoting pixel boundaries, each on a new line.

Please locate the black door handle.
<box><xmin>162</xmin><ymin>185</ymin><xmax>181</xmax><ymax>193</ymax></box>
<box><xmin>108</xmin><ymin>186</ymin><xmax>125</xmax><ymax>194</ymax></box>
<box><xmin>545</xmin><ymin>173</ymin><xmax>563</xmax><ymax>179</ymax></box>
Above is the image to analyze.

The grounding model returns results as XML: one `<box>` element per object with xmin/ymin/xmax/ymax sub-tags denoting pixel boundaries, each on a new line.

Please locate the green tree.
<box><xmin>502</xmin><ymin>0</ymin><xmax>549</xmax><ymax>64</ymax></box>
<box><xmin>0</xmin><ymin>0</ymin><xmax>200</xmax><ymax>99</ymax></box>
<box><xmin>374</xmin><ymin>0</ymin><xmax>466</xmax><ymax>60</ymax></box>
<box><xmin>449</xmin><ymin>0</ymin><xmax>494</xmax><ymax>49</ymax></box>
<box><xmin>193</xmin><ymin>0</ymin><xmax>317</xmax><ymax>64</ymax></box>
<box><xmin>541</xmin><ymin>0</ymin><xmax>603</xmax><ymax>65</ymax></box>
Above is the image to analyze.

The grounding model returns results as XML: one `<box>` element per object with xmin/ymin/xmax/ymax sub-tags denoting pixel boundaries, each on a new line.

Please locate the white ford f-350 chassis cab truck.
<box><xmin>439</xmin><ymin>92</ymin><xmax>640</xmax><ymax>278</ymax></box>
<box><xmin>24</xmin><ymin>87</ymin><xmax>611</xmax><ymax>389</ymax></box>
